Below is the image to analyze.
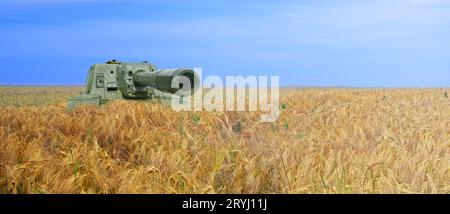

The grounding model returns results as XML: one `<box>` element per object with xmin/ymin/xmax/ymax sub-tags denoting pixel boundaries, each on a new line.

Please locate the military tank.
<box><xmin>67</xmin><ymin>59</ymin><xmax>199</xmax><ymax>110</ymax></box>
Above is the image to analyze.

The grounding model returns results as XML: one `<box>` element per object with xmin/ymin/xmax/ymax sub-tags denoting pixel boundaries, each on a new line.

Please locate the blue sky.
<box><xmin>1</xmin><ymin>0</ymin><xmax>450</xmax><ymax>86</ymax></box>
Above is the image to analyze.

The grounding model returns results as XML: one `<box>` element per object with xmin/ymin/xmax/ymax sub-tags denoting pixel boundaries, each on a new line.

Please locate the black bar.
<box><xmin>0</xmin><ymin>194</ymin><xmax>448</xmax><ymax>213</ymax></box>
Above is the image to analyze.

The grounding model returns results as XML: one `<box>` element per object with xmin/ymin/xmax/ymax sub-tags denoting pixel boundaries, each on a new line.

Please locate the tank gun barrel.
<box><xmin>133</xmin><ymin>68</ymin><xmax>199</xmax><ymax>95</ymax></box>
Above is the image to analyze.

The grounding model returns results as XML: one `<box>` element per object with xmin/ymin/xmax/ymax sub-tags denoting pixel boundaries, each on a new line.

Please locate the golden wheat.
<box><xmin>0</xmin><ymin>87</ymin><xmax>449</xmax><ymax>193</ymax></box>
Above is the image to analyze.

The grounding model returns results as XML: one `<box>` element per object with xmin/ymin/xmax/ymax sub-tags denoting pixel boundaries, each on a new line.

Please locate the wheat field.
<box><xmin>0</xmin><ymin>86</ymin><xmax>449</xmax><ymax>193</ymax></box>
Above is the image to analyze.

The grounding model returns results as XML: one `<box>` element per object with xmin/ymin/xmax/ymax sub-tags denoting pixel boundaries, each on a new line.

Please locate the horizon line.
<box><xmin>1</xmin><ymin>84</ymin><xmax>449</xmax><ymax>89</ymax></box>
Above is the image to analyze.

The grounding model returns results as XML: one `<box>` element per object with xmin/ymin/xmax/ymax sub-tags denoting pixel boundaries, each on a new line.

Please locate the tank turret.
<box><xmin>67</xmin><ymin>60</ymin><xmax>199</xmax><ymax>110</ymax></box>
